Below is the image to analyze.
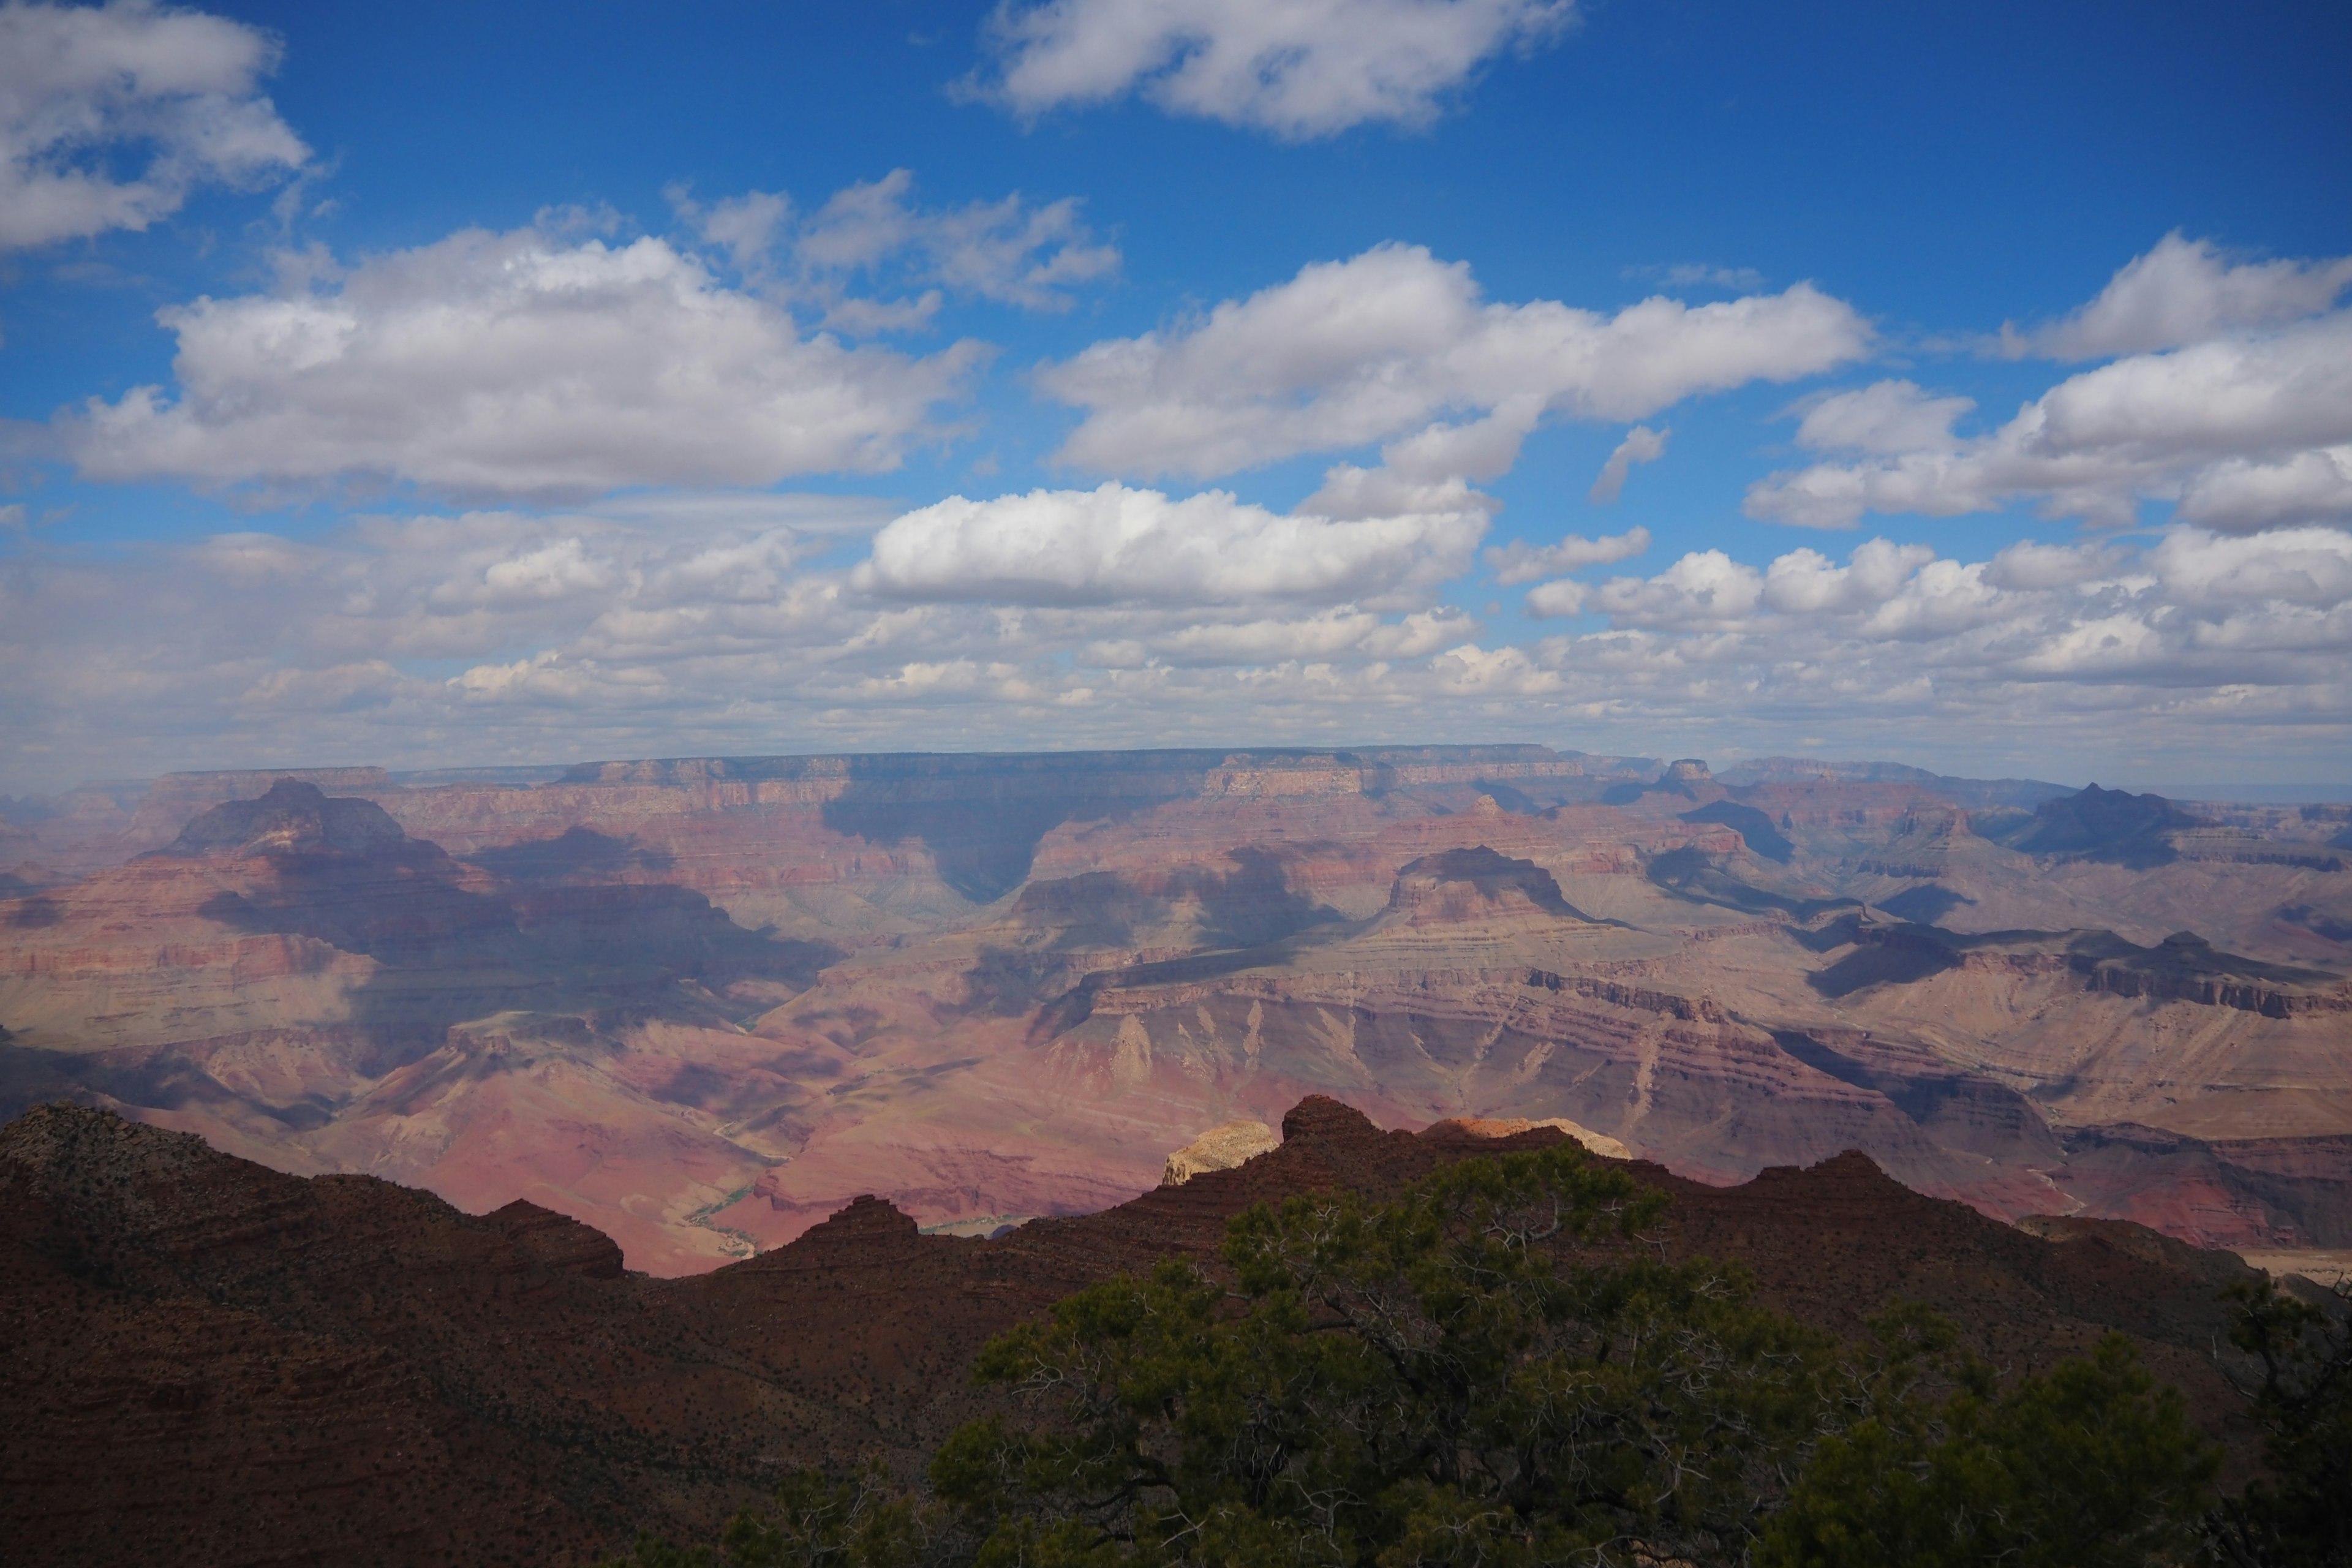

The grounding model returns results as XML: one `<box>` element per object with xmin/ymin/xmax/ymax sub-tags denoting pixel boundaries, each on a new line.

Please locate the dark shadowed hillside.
<box><xmin>0</xmin><ymin>1097</ymin><xmax>2295</xmax><ymax>1565</ymax></box>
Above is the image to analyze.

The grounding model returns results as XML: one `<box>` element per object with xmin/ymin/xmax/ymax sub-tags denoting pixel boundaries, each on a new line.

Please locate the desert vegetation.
<box><xmin>605</xmin><ymin>1145</ymin><xmax>2351</xmax><ymax>1567</ymax></box>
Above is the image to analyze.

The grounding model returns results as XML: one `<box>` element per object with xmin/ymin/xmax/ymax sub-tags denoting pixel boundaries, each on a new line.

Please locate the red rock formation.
<box><xmin>4</xmin><ymin>751</ymin><xmax>2348</xmax><ymax>1275</ymax></box>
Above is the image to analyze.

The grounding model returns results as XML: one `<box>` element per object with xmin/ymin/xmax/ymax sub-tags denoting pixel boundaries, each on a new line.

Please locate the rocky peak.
<box><xmin>485</xmin><ymin>1198</ymin><xmax>627</xmax><ymax>1278</ymax></box>
<box><xmin>157</xmin><ymin>778</ymin><xmax>409</xmax><ymax>861</ymax></box>
<box><xmin>1386</xmin><ymin>846</ymin><xmax>1590</xmax><ymax>924</ymax></box>
<box><xmin>797</xmin><ymin>1193</ymin><xmax>921</xmax><ymax>1245</ymax></box>
<box><xmin>1280</xmin><ymin>1094</ymin><xmax>1385</xmax><ymax>1146</ymax></box>
<box><xmin>1429</xmin><ymin>1115</ymin><xmax>1633</xmax><ymax>1160</ymax></box>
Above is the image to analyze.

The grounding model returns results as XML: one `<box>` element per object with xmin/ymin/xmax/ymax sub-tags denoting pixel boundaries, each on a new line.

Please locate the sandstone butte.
<box><xmin>0</xmin><ymin>1095</ymin><xmax>2321</xmax><ymax>1566</ymax></box>
<box><xmin>1</xmin><ymin>745</ymin><xmax>2348</xmax><ymax>1284</ymax></box>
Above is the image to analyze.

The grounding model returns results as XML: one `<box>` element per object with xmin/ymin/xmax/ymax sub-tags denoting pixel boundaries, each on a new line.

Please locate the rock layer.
<box><xmin>3</xmin><ymin>750</ymin><xmax>2348</xmax><ymax>1269</ymax></box>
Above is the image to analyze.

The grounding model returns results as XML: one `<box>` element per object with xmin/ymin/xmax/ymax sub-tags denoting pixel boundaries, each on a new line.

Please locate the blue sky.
<box><xmin>3</xmin><ymin>0</ymin><xmax>2350</xmax><ymax>793</ymax></box>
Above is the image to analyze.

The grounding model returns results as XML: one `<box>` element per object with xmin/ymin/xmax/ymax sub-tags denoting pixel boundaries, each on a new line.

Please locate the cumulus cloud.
<box><xmin>1984</xmin><ymin>538</ymin><xmax>2127</xmax><ymax>591</ymax></box>
<box><xmin>2150</xmin><ymin>524</ymin><xmax>2352</xmax><ymax>610</ymax></box>
<box><xmin>1591</xmin><ymin>549</ymin><xmax>1763</xmax><ymax>631</ymax></box>
<box><xmin>1521</xmin><ymin>578</ymin><xmax>1586</xmax><ymax>618</ymax></box>
<box><xmin>1570</xmin><ymin>526</ymin><xmax>2352</xmax><ymax>687</ymax></box>
<box><xmin>1792</xmin><ymin>380</ymin><xmax>1975</xmax><ymax>456</ymax></box>
<box><xmin>1587</xmin><ymin>424</ymin><xmax>1667</xmax><ymax>503</ymax></box>
<box><xmin>1758</xmin><ymin>539</ymin><xmax>1936</xmax><ymax>615</ymax></box>
<box><xmin>6</xmin><ymin>511</ymin><xmax>2349</xmax><ymax>789</ymax></box>
<box><xmin>1747</xmin><ymin>307</ymin><xmax>2352</xmax><ymax>532</ymax></box>
<box><xmin>1485</xmin><ymin>525</ymin><xmax>1649</xmax><ymax>586</ymax></box>
<box><xmin>970</xmin><ymin>0</ymin><xmax>1574</xmax><ymax>138</ymax></box>
<box><xmin>671</xmin><ymin>168</ymin><xmax>1119</xmax><ymax>323</ymax></box>
<box><xmin>2176</xmin><ymin>446</ymin><xmax>2352</xmax><ymax>532</ymax></box>
<box><xmin>0</xmin><ymin>0</ymin><xmax>309</xmax><ymax>250</ymax></box>
<box><xmin>854</xmin><ymin>480</ymin><xmax>1485</xmax><ymax>608</ymax></box>
<box><xmin>59</xmin><ymin>220</ymin><xmax>987</xmax><ymax>500</ymax></box>
<box><xmin>2012</xmin><ymin>232</ymin><xmax>2352</xmax><ymax>360</ymax></box>
<box><xmin>1041</xmin><ymin>244</ymin><xmax>1871</xmax><ymax>479</ymax></box>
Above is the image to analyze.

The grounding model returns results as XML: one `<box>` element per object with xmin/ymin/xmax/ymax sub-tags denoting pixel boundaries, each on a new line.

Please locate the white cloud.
<box><xmin>2177</xmin><ymin>446</ymin><xmax>2352</xmax><ymax>532</ymax></box>
<box><xmin>0</xmin><ymin>0</ymin><xmax>309</xmax><ymax>250</ymax></box>
<box><xmin>1485</xmin><ymin>525</ymin><xmax>1649</xmax><ymax>586</ymax></box>
<box><xmin>2151</xmin><ymin>524</ymin><xmax>2352</xmax><ymax>609</ymax></box>
<box><xmin>61</xmin><ymin>221</ymin><xmax>987</xmax><ymax>500</ymax></box>
<box><xmin>1792</xmin><ymin>380</ymin><xmax>1975</xmax><ymax>455</ymax></box>
<box><xmin>1984</xmin><ymin>538</ymin><xmax>2126</xmax><ymax>590</ymax></box>
<box><xmin>853</xmin><ymin>480</ymin><xmax>1485</xmax><ymax>608</ymax></box>
<box><xmin>1041</xmin><ymin>244</ymin><xmax>1871</xmax><ymax>479</ymax></box>
<box><xmin>2013</xmin><ymin>232</ymin><xmax>2352</xmax><ymax>360</ymax></box>
<box><xmin>1592</xmin><ymin>549</ymin><xmax>1763</xmax><ymax>631</ymax></box>
<box><xmin>1521</xmin><ymin>578</ymin><xmax>1586</xmax><ymax>617</ymax></box>
<box><xmin>672</xmin><ymin>168</ymin><xmax>1119</xmax><ymax>321</ymax></box>
<box><xmin>1746</xmin><ymin>308</ymin><xmax>2352</xmax><ymax>532</ymax></box>
<box><xmin>971</xmin><ymin>0</ymin><xmax>1575</xmax><ymax>138</ymax></box>
<box><xmin>1760</xmin><ymin>539</ymin><xmax>1935</xmax><ymax>614</ymax></box>
<box><xmin>1587</xmin><ymin>424</ymin><xmax>1667</xmax><ymax>504</ymax></box>
<box><xmin>1088</xmin><ymin>605</ymin><xmax>1472</xmax><ymax>666</ymax></box>
<box><xmin>4</xmin><ymin>511</ymin><xmax>2348</xmax><ymax>791</ymax></box>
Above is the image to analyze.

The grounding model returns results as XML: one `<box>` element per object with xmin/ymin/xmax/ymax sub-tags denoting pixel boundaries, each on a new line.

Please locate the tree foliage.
<box><xmin>2205</xmin><ymin>1276</ymin><xmax>2352</xmax><ymax>1567</ymax></box>
<box><xmin>1760</xmin><ymin>1330</ymin><xmax>2216</xmax><ymax>1567</ymax></box>
<box><xmin>611</xmin><ymin>1145</ymin><xmax>2239</xmax><ymax>1568</ymax></box>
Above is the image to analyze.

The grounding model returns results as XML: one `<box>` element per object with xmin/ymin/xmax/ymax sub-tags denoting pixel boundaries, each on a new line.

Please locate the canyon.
<box><xmin>3</xmin><ymin>744</ymin><xmax>2349</xmax><ymax>1275</ymax></box>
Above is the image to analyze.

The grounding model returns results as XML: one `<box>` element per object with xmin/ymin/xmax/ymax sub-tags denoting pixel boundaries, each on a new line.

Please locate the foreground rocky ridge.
<box><xmin>0</xmin><ymin>1099</ymin><xmax>2293</xmax><ymax>1566</ymax></box>
<box><xmin>3</xmin><ymin>747</ymin><xmax>2348</xmax><ymax>1272</ymax></box>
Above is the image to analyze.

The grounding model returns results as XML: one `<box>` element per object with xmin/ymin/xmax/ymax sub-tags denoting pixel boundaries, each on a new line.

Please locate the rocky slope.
<box><xmin>0</xmin><ymin>1098</ymin><xmax>2290</xmax><ymax>1566</ymax></box>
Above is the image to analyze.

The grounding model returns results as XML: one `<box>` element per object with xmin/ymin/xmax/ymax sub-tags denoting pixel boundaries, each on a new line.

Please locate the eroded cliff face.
<box><xmin>2</xmin><ymin>747</ymin><xmax>2348</xmax><ymax>1272</ymax></box>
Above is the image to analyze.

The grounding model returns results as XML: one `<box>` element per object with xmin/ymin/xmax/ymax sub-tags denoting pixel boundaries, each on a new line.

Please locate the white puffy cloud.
<box><xmin>1760</xmin><ymin>539</ymin><xmax>1936</xmax><ymax>615</ymax></box>
<box><xmin>1041</xmin><ymin>244</ymin><xmax>1871</xmax><ymax>478</ymax></box>
<box><xmin>672</xmin><ymin>168</ymin><xmax>1119</xmax><ymax>323</ymax></box>
<box><xmin>60</xmin><ymin>221</ymin><xmax>987</xmax><ymax>500</ymax></box>
<box><xmin>2176</xmin><ymin>446</ymin><xmax>2352</xmax><ymax>532</ymax></box>
<box><xmin>971</xmin><ymin>0</ymin><xmax>1574</xmax><ymax>138</ymax></box>
<box><xmin>1485</xmin><ymin>526</ymin><xmax>1649</xmax><ymax>586</ymax></box>
<box><xmin>1747</xmin><ymin>307</ymin><xmax>2352</xmax><ymax>532</ymax></box>
<box><xmin>1588</xmin><ymin>424</ymin><xmax>1667</xmax><ymax>504</ymax></box>
<box><xmin>0</xmin><ymin>0</ymin><xmax>308</xmax><ymax>250</ymax></box>
<box><xmin>1984</xmin><ymin>538</ymin><xmax>2127</xmax><ymax>590</ymax></box>
<box><xmin>1564</xmin><ymin>527</ymin><xmax>2352</xmax><ymax>696</ymax></box>
<box><xmin>2150</xmin><ymin>524</ymin><xmax>2352</xmax><ymax>609</ymax></box>
<box><xmin>4</xmin><ymin>510</ymin><xmax>2348</xmax><ymax>791</ymax></box>
<box><xmin>1592</xmin><ymin>549</ymin><xmax>1763</xmax><ymax>631</ymax></box>
<box><xmin>1521</xmin><ymin>579</ymin><xmax>1586</xmax><ymax>618</ymax></box>
<box><xmin>854</xmin><ymin>480</ymin><xmax>1485</xmax><ymax>608</ymax></box>
<box><xmin>1792</xmin><ymin>380</ymin><xmax>1975</xmax><ymax>456</ymax></box>
<box><xmin>2013</xmin><ymin>232</ymin><xmax>2352</xmax><ymax>360</ymax></box>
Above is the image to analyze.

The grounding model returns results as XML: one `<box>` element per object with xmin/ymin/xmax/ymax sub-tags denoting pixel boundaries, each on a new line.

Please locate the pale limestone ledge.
<box><xmin>1161</xmin><ymin>1119</ymin><xmax>1282</xmax><ymax>1186</ymax></box>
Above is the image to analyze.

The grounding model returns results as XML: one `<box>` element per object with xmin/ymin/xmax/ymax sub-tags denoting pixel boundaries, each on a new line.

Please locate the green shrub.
<box><xmin>614</xmin><ymin>1148</ymin><xmax>2233</xmax><ymax>1568</ymax></box>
